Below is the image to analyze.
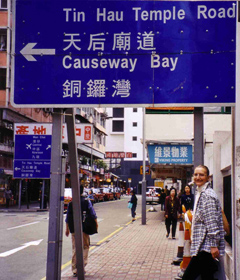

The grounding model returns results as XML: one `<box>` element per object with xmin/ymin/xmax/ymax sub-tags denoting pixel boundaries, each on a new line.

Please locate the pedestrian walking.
<box><xmin>165</xmin><ymin>187</ymin><xmax>181</xmax><ymax>239</ymax></box>
<box><xmin>129</xmin><ymin>190</ymin><xmax>137</xmax><ymax>222</ymax></box>
<box><xmin>159</xmin><ymin>189</ymin><xmax>166</xmax><ymax>211</ymax></box>
<box><xmin>182</xmin><ymin>165</ymin><xmax>225</xmax><ymax>280</ymax></box>
<box><xmin>181</xmin><ymin>185</ymin><xmax>194</xmax><ymax>211</ymax></box>
<box><xmin>65</xmin><ymin>185</ymin><xmax>98</xmax><ymax>277</ymax></box>
<box><xmin>4</xmin><ymin>186</ymin><xmax>12</xmax><ymax>208</ymax></box>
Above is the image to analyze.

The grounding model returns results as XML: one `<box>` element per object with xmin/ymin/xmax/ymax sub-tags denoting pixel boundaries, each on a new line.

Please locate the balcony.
<box><xmin>0</xmin><ymin>142</ymin><xmax>14</xmax><ymax>153</ymax></box>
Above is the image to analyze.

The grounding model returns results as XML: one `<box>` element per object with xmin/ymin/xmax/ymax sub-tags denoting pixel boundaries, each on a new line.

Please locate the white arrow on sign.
<box><xmin>20</xmin><ymin>43</ymin><xmax>56</xmax><ymax>62</ymax></box>
<box><xmin>14</xmin><ymin>167</ymin><xmax>20</xmax><ymax>171</ymax></box>
<box><xmin>0</xmin><ymin>239</ymin><xmax>43</xmax><ymax>257</ymax></box>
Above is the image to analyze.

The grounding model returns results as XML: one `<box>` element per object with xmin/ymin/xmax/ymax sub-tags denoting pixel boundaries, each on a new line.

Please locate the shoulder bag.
<box><xmin>82</xmin><ymin>200</ymin><xmax>98</xmax><ymax>235</ymax></box>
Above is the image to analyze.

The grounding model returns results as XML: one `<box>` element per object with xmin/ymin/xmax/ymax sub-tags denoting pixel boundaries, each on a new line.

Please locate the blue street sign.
<box><xmin>148</xmin><ymin>144</ymin><xmax>193</xmax><ymax>165</ymax></box>
<box><xmin>14</xmin><ymin>135</ymin><xmax>52</xmax><ymax>179</ymax></box>
<box><xmin>12</xmin><ymin>1</ymin><xmax>236</xmax><ymax>107</ymax></box>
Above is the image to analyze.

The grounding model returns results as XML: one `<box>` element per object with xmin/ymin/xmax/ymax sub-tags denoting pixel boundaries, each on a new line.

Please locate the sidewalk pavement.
<box><xmin>62</xmin><ymin>205</ymin><xmax>181</xmax><ymax>280</ymax></box>
<box><xmin>0</xmin><ymin>201</ymin><xmax>48</xmax><ymax>212</ymax></box>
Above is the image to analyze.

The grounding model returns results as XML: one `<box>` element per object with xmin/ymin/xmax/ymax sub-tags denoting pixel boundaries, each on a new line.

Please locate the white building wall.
<box><xmin>105</xmin><ymin>108</ymin><xmax>124</xmax><ymax>151</ymax></box>
<box><xmin>221</xmin><ymin>135</ymin><xmax>232</xmax><ymax>171</ymax></box>
<box><xmin>145</xmin><ymin>114</ymin><xmax>194</xmax><ymax>141</ymax></box>
<box><xmin>124</xmin><ymin>108</ymin><xmax>143</xmax><ymax>161</ymax></box>
<box><xmin>146</xmin><ymin>114</ymin><xmax>232</xmax><ymax>143</ymax></box>
<box><xmin>204</xmin><ymin>114</ymin><xmax>232</xmax><ymax>142</ymax></box>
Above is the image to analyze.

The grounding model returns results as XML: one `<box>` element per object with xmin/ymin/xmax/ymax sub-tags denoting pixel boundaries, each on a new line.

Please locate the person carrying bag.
<box><xmin>65</xmin><ymin>185</ymin><xmax>98</xmax><ymax>277</ymax></box>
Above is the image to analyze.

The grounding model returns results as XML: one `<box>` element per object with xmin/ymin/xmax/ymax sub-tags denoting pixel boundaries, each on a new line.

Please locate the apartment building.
<box><xmin>105</xmin><ymin>107</ymin><xmax>153</xmax><ymax>193</ymax></box>
<box><xmin>0</xmin><ymin>1</ymin><xmax>54</xmax><ymax>204</ymax></box>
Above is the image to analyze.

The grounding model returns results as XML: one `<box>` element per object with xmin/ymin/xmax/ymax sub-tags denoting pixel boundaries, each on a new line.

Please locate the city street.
<box><xmin>0</xmin><ymin>195</ymin><xmax>147</xmax><ymax>280</ymax></box>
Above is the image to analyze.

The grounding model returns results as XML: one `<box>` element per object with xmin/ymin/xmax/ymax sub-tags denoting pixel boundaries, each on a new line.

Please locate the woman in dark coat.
<box><xmin>129</xmin><ymin>190</ymin><xmax>138</xmax><ymax>222</ymax></box>
<box><xmin>165</xmin><ymin>187</ymin><xmax>181</xmax><ymax>239</ymax></box>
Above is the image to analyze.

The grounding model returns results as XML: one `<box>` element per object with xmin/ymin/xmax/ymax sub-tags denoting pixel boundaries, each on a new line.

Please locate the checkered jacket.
<box><xmin>191</xmin><ymin>183</ymin><xmax>225</xmax><ymax>257</ymax></box>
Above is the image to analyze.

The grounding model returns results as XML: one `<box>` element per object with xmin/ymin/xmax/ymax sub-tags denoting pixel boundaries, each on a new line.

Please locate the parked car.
<box><xmin>146</xmin><ymin>186</ymin><xmax>162</xmax><ymax>204</ymax></box>
<box><xmin>100</xmin><ymin>187</ymin><xmax>114</xmax><ymax>201</ymax></box>
<box><xmin>110</xmin><ymin>187</ymin><xmax>121</xmax><ymax>200</ymax></box>
<box><xmin>64</xmin><ymin>188</ymin><xmax>72</xmax><ymax>211</ymax></box>
<box><xmin>92</xmin><ymin>188</ymin><xmax>104</xmax><ymax>202</ymax></box>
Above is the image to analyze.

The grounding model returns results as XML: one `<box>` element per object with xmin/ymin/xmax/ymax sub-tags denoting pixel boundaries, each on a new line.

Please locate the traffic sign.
<box><xmin>140</xmin><ymin>165</ymin><xmax>150</xmax><ymax>175</ymax></box>
<box><xmin>11</xmin><ymin>0</ymin><xmax>236</xmax><ymax>108</ymax></box>
<box><xmin>13</xmin><ymin>124</ymin><xmax>52</xmax><ymax>179</ymax></box>
<box><xmin>13</xmin><ymin>123</ymin><xmax>93</xmax><ymax>179</ymax></box>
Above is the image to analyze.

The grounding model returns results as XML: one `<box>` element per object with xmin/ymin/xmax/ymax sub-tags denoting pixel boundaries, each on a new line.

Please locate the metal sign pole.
<box><xmin>65</xmin><ymin>108</ymin><xmax>85</xmax><ymax>280</ymax></box>
<box><xmin>193</xmin><ymin>107</ymin><xmax>204</xmax><ymax>196</ymax></box>
<box><xmin>18</xmin><ymin>179</ymin><xmax>22</xmax><ymax>209</ymax></box>
<box><xmin>193</xmin><ymin>107</ymin><xmax>204</xmax><ymax>168</ymax></box>
<box><xmin>46</xmin><ymin>108</ymin><xmax>63</xmax><ymax>280</ymax></box>
<box><xmin>41</xmin><ymin>180</ymin><xmax>45</xmax><ymax>209</ymax></box>
<box><xmin>142</xmin><ymin>107</ymin><xmax>146</xmax><ymax>225</ymax></box>
<box><xmin>233</xmin><ymin>4</ymin><xmax>240</xmax><ymax>278</ymax></box>
<box><xmin>57</xmin><ymin>156</ymin><xmax>66</xmax><ymax>278</ymax></box>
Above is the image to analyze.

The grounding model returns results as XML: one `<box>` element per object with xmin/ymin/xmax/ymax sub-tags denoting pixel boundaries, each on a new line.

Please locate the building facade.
<box><xmin>105</xmin><ymin>107</ymin><xmax>153</xmax><ymax>193</ymax></box>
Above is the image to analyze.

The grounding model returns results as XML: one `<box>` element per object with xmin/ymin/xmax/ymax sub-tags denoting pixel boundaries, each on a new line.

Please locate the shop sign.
<box><xmin>148</xmin><ymin>144</ymin><xmax>192</xmax><ymax>164</ymax></box>
<box><xmin>105</xmin><ymin>152</ymin><xmax>133</xmax><ymax>158</ymax></box>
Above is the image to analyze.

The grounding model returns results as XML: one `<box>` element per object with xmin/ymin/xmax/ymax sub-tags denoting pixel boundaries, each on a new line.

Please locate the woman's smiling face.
<box><xmin>193</xmin><ymin>167</ymin><xmax>209</xmax><ymax>187</ymax></box>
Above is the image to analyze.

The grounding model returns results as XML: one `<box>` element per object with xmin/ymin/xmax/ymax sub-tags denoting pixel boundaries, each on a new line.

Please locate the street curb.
<box><xmin>0</xmin><ymin>209</ymin><xmax>49</xmax><ymax>213</ymax></box>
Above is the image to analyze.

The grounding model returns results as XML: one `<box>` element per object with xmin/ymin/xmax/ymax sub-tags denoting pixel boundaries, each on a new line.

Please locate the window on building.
<box><xmin>112</xmin><ymin>120</ymin><xmax>124</xmax><ymax>132</ymax></box>
<box><xmin>133</xmin><ymin>122</ymin><xmax>137</xmax><ymax>127</ymax></box>
<box><xmin>113</xmin><ymin>108</ymin><xmax>124</xmax><ymax>118</ymax></box>
<box><xmin>0</xmin><ymin>0</ymin><xmax>7</xmax><ymax>9</ymax></box>
<box><xmin>132</xmin><ymin>153</ymin><xmax>137</xmax><ymax>158</ymax></box>
<box><xmin>224</xmin><ymin>175</ymin><xmax>232</xmax><ymax>246</ymax></box>
<box><xmin>223</xmin><ymin>107</ymin><xmax>231</xmax><ymax>114</ymax></box>
<box><xmin>0</xmin><ymin>30</ymin><xmax>7</xmax><ymax>51</ymax></box>
<box><xmin>132</xmin><ymin>136</ymin><xmax>137</xmax><ymax>141</ymax></box>
<box><xmin>0</xmin><ymin>68</ymin><xmax>6</xmax><ymax>90</ymax></box>
<box><xmin>133</xmin><ymin>108</ymin><xmax>138</xmax><ymax>112</ymax></box>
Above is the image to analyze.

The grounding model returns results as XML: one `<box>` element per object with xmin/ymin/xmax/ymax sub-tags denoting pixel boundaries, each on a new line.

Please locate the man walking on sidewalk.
<box><xmin>65</xmin><ymin>185</ymin><xmax>98</xmax><ymax>277</ymax></box>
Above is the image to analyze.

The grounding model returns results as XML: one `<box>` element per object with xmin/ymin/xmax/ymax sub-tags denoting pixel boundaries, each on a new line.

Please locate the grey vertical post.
<box><xmin>233</xmin><ymin>5</ymin><xmax>240</xmax><ymax>278</ymax></box>
<box><xmin>58</xmin><ymin>156</ymin><xmax>66</xmax><ymax>277</ymax></box>
<box><xmin>232</xmin><ymin>107</ymin><xmax>238</xmax><ymax>280</ymax></box>
<box><xmin>41</xmin><ymin>180</ymin><xmax>45</xmax><ymax>209</ymax></box>
<box><xmin>18</xmin><ymin>180</ymin><xmax>22</xmax><ymax>209</ymax></box>
<box><xmin>65</xmin><ymin>108</ymin><xmax>85</xmax><ymax>280</ymax></box>
<box><xmin>91</xmin><ymin>143</ymin><xmax>93</xmax><ymax>188</ymax></box>
<box><xmin>46</xmin><ymin>108</ymin><xmax>63</xmax><ymax>280</ymax></box>
<box><xmin>142</xmin><ymin>108</ymin><xmax>146</xmax><ymax>225</ymax></box>
<box><xmin>194</xmin><ymin>107</ymin><xmax>204</xmax><ymax>168</ymax></box>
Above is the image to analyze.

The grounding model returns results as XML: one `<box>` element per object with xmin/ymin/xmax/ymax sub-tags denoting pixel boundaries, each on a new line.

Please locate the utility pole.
<box><xmin>142</xmin><ymin>107</ymin><xmax>146</xmax><ymax>225</ymax></box>
<box><xmin>46</xmin><ymin>108</ymin><xmax>64</xmax><ymax>280</ymax></box>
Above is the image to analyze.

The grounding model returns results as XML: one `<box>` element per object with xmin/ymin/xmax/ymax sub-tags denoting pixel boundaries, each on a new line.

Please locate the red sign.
<box><xmin>105</xmin><ymin>152</ymin><xmax>132</xmax><ymax>158</ymax></box>
<box><xmin>126</xmin><ymin>152</ymin><xmax>132</xmax><ymax>158</ymax></box>
<box><xmin>104</xmin><ymin>173</ymin><xmax>111</xmax><ymax>180</ymax></box>
<box><xmin>84</xmin><ymin>126</ymin><xmax>92</xmax><ymax>141</ymax></box>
